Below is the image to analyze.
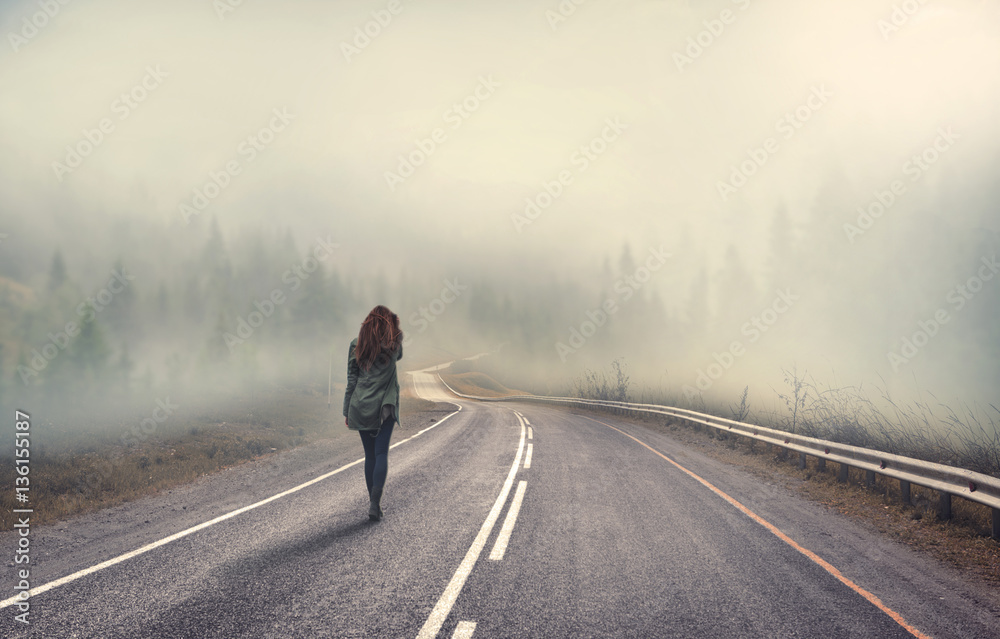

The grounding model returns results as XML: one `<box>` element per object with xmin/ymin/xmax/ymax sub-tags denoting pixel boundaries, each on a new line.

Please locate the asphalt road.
<box><xmin>2</xmin><ymin>367</ymin><xmax>999</xmax><ymax>637</ymax></box>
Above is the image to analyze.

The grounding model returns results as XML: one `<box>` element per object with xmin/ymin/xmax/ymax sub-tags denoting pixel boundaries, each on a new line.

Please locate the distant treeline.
<box><xmin>1</xmin><ymin>196</ymin><xmax>999</xmax><ymax>418</ymax></box>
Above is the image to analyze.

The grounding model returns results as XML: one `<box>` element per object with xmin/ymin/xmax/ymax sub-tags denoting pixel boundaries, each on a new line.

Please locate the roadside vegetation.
<box><xmin>456</xmin><ymin>356</ymin><xmax>1000</xmax><ymax>583</ymax></box>
<box><xmin>544</xmin><ymin>357</ymin><xmax>1000</xmax><ymax>478</ymax></box>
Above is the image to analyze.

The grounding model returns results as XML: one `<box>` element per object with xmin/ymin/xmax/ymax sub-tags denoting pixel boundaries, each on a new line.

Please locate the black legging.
<box><xmin>360</xmin><ymin>415</ymin><xmax>395</xmax><ymax>500</ymax></box>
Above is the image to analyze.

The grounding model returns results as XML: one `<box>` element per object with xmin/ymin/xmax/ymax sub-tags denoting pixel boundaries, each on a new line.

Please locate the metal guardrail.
<box><xmin>438</xmin><ymin>377</ymin><xmax>1000</xmax><ymax>539</ymax></box>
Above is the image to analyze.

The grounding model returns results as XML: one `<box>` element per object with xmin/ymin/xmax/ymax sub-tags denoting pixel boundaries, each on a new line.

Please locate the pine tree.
<box><xmin>686</xmin><ymin>266</ymin><xmax>709</xmax><ymax>339</ymax></box>
<box><xmin>48</xmin><ymin>314</ymin><xmax>111</xmax><ymax>392</ymax></box>
<box><xmin>48</xmin><ymin>250</ymin><xmax>67</xmax><ymax>292</ymax></box>
<box><xmin>105</xmin><ymin>258</ymin><xmax>138</xmax><ymax>341</ymax></box>
<box><xmin>203</xmin><ymin>311</ymin><xmax>232</xmax><ymax>365</ymax></box>
<box><xmin>716</xmin><ymin>245</ymin><xmax>758</xmax><ymax>334</ymax></box>
<box><xmin>291</xmin><ymin>264</ymin><xmax>335</xmax><ymax>379</ymax></box>
<box><xmin>765</xmin><ymin>205</ymin><xmax>796</xmax><ymax>295</ymax></box>
<box><xmin>618</xmin><ymin>243</ymin><xmax>635</xmax><ymax>276</ymax></box>
<box><xmin>116</xmin><ymin>343</ymin><xmax>134</xmax><ymax>394</ymax></box>
<box><xmin>156</xmin><ymin>281</ymin><xmax>171</xmax><ymax>330</ymax></box>
<box><xmin>202</xmin><ymin>217</ymin><xmax>233</xmax><ymax>311</ymax></box>
<box><xmin>183</xmin><ymin>276</ymin><xmax>204</xmax><ymax>326</ymax></box>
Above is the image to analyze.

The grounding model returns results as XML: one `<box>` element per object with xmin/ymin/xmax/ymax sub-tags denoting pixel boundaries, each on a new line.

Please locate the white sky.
<box><xmin>0</xmin><ymin>0</ymin><xmax>998</xmax><ymax>266</ymax></box>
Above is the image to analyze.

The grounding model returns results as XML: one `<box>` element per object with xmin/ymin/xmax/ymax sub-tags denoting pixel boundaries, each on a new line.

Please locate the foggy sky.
<box><xmin>2</xmin><ymin>0</ymin><xmax>1000</xmax><ymax>407</ymax></box>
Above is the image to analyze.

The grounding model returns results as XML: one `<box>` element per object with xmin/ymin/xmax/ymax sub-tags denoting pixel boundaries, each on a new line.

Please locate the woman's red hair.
<box><xmin>356</xmin><ymin>305</ymin><xmax>403</xmax><ymax>371</ymax></box>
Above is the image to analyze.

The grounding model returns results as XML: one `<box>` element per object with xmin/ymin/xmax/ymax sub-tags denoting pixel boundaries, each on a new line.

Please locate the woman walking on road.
<box><xmin>343</xmin><ymin>305</ymin><xmax>404</xmax><ymax>521</ymax></box>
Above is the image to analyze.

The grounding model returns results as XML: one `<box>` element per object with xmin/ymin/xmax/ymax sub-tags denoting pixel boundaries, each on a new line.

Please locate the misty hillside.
<box><xmin>1</xmin><ymin>0</ymin><xmax>999</xmax><ymax>439</ymax></box>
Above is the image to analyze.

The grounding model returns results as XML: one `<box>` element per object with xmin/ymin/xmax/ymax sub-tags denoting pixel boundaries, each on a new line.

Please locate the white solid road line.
<box><xmin>523</xmin><ymin>443</ymin><xmax>533</xmax><ymax>469</ymax></box>
<box><xmin>488</xmin><ymin>480</ymin><xmax>527</xmax><ymax>561</ymax></box>
<box><xmin>393</xmin><ymin>406</ymin><xmax>462</xmax><ymax>449</ymax></box>
<box><xmin>451</xmin><ymin>621</ymin><xmax>477</xmax><ymax>638</ymax></box>
<box><xmin>416</xmin><ymin>414</ymin><xmax>527</xmax><ymax>639</ymax></box>
<box><xmin>0</xmin><ymin>405</ymin><xmax>464</xmax><ymax>611</ymax></box>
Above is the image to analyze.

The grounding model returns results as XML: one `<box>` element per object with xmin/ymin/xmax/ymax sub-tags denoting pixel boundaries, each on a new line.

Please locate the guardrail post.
<box><xmin>798</xmin><ymin>452</ymin><xmax>807</xmax><ymax>470</ymax></box>
<box><xmin>837</xmin><ymin>463</ymin><xmax>849</xmax><ymax>483</ymax></box>
<box><xmin>900</xmin><ymin>480</ymin><xmax>911</xmax><ymax>505</ymax></box>
<box><xmin>993</xmin><ymin>508</ymin><xmax>999</xmax><ymax>541</ymax></box>
<box><xmin>938</xmin><ymin>492</ymin><xmax>952</xmax><ymax>520</ymax></box>
<box><xmin>865</xmin><ymin>469</ymin><xmax>876</xmax><ymax>489</ymax></box>
<box><xmin>816</xmin><ymin>458</ymin><xmax>826</xmax><ymax>472</ymax></box>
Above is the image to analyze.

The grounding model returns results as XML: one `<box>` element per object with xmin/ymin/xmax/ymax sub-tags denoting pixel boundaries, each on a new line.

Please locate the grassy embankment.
<box><xmin>437</xmin><ymin>357</ymin><xmax>528</xmax><ymax>398</ymax></box>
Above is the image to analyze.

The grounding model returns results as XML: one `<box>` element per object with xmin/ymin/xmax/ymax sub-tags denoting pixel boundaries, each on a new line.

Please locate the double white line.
<box><xmin>417</xmin><ymin>410</ymin><xmax>531</xmax><ymax>639</ymax></box>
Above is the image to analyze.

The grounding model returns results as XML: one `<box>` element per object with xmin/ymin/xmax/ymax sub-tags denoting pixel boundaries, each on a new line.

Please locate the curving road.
<box><xmin>2</xmin><ymin>367</ymin><xmax>999</xmax><ymax>637</ymax></box>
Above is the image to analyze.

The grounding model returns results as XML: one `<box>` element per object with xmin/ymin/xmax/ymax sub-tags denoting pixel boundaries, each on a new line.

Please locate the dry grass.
<box><xmin>440</xmin><ymin>371</ymin><xmax>525</xmax><ymax>398</ymax></box>
<box><xmin>562</xmin><ymin>364</ymin><xmax>1000</xmax><ymax>479</ymax></box>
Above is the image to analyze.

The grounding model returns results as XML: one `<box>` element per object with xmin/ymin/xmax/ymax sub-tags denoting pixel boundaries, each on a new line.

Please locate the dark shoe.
<box><xmin>369</xmin><ymin>486</ymin><xmax>384</xmax><ymax>521</ymax></box>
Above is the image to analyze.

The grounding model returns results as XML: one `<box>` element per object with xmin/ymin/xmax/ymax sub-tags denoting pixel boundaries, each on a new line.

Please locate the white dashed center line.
<box><xmin>489</xmin><ymin>480</ymin><xmax>527</xmax><ymax>561</ymax></box>
<box><xmin>452</xmin><ymin>621</ymin><xmax>477</xmax><ymax>638</ymax></box>
<box><xmin>416</xmin><ymin>413</ymin><xmax>526</xmax><ymax>638</ymax></box>
<box><xmin>523</xmin><ymin>443</ymin><xmax>533</xmax><ymax>469</ymax></box>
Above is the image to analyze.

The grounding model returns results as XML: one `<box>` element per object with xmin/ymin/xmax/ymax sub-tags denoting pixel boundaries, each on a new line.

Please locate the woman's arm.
<box><xmin>343</xmin><ymin>341</ymin><xmax>360</xmax><ymax>421</ymax></box>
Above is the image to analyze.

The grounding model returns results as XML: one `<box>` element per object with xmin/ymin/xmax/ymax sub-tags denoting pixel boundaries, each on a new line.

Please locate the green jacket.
<box><xmin>343</xmin><ymin>337</ymin><xmax>403</xmax><ymax>430</ymax></box>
